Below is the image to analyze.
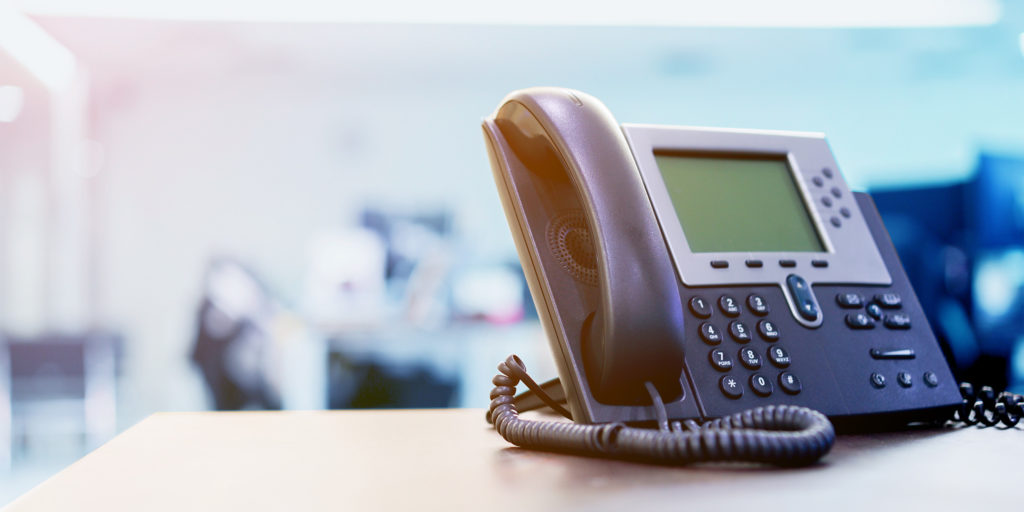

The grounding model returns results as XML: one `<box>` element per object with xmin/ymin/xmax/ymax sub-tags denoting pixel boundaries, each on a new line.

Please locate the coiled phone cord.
<box><xmin>955</xmin><ymin>382</ymin><xmax>1024</xmax><ymax>428</ymax></box>
<box><xmin>487</xmin><ymin>355</ymin><xmax>836</xmax><ymax>467</ymax></box>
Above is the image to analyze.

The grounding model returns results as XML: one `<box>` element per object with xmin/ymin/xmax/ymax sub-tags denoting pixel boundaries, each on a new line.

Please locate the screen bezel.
<box><xmin>622</xmin><ymin>123</ymin><xmax>891</xmax><ymax>292</ymax></box>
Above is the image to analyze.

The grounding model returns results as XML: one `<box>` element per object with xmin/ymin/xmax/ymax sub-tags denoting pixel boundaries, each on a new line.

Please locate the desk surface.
<box><xmin>5</xmin><ymin>409</ymin><xmax>1021</xmax><ymax>511</ymax></box>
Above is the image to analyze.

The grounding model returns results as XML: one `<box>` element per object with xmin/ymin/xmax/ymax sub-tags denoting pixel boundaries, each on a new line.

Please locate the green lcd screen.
<box><xmin>654</xmin><ymin>153</ymin><xmax>825</xmax><ymax>253</ymax></box>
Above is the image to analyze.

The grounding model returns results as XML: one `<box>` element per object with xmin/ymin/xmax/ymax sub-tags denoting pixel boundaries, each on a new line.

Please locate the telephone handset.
<box><xmin>482</xmin><ymin>88</ymin><xmax>1007</xmax><ymax>466</ymax></box>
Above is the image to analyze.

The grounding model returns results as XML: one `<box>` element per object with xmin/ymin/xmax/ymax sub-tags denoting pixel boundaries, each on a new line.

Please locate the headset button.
<box><xmin>870</xmin><ymin>372</ymin><xmax>887</xmax><ymax>389</ymax></box>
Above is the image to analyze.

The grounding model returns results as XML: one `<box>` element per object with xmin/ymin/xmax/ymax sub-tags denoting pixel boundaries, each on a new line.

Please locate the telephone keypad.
<box><xmin>778</xmin><ymin>372</ymin><xmax>802</xmax><ymax>395</ymax></box>
<box><xmin>750</xmin><ymin>374</ymin><xmax>773</xmax><ymax>396</ymax></box>
<box><xmin>747</xmin><ymin>294</ymin><xmax>770</xmax><ymax>315</ymax></box>
<box><xmin>719</xmin><ymin>375</ymin><xmax>743</xmax><ymax>399</ymax></box>
<box><xmin>700</xmin><ymin>322</ymin><xmax>723</xmax><ymax>345</ymax></box>
<box><xmin>709</xmin><ymin>349</ymin><xmax>733</xmax><ymax>372</ymax></box>
<box><xmin>689</xmin><ymin>296</ymin><xmax>713</xmax><ymax>318</ymax></box>
<box><xmin>729</xmin><ymin>321</ymin><xmax>751</xmax><ymax>343</ymax></box>
<box><xmin>694</xmin><ymin>291</ymin><xmax>805</xmax><ymax>401</ymax></box>
<box><xmin>768</xmin><ymin>346</ymin><xmax>791</xmax><ymax>368</ymax></box>
<box><xmin>739</xmin><ymin>348</ymin><xmax>762</xmax><ymax>370</ymax></box>
<box><xmin>719</xmin><ymin>295</ymin><xmax>741</xmax><ymax>317</ymax></box>
<box><xmin>757</xmin><ymin>320</ymin><xmax>780</xmax><ymax>341</ymax></box>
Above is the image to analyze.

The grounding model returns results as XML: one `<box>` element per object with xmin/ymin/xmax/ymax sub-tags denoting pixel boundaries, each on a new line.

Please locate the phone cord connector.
<box><xmin>953</xmin><ymin>382</ymin><xmax>1023</xmax><ymax>428</ymax></box>
<box><xmin>487</xmin><ymin>355</ymin><xmax>836</xmax><ymax>467</ymax></box>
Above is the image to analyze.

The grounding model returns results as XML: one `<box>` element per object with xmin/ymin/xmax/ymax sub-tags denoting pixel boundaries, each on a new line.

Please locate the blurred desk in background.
<box><xmin>5</xmin><ymin>410</ymin><xmax>1020</xmax><ymax>511</ymax></box>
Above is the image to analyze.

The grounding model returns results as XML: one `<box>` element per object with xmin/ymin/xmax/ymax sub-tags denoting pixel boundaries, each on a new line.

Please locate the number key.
<box><xmin>757</xmin><ymin>320</ymin><xmax>780</xmax><ymax>342</ymax></box>
<box><xmin>739</xmin><ymin>347</ymin><xmax>762</xmax><ymax>369</ymax></box>
<box><xmin>709</xmin><ymin>349</ymin><xmax>733</xmax><ymax>372</ymax></box>
<box><xmin>719</xmin><ymin>295</ymin><xmax>741</xmax><ymax>317</ymax></box>
<box><xmin>700</xmin><ymin>322</ymin><xmax>722</xmax><ymax>345</ymax></box>
<box><xmin>729</xmin><ymin>321</ymin><xmax>751</xmax><ymax>343</ymax></box>
<box><xmin>689</xmin><ymin>296</ymin><xmax>712</xmax><ymax>318</ymax></box>
<box><xmin>747</xmin><ymin>294</ymin><xmax>770</xmax><ymax>316</ymax></box>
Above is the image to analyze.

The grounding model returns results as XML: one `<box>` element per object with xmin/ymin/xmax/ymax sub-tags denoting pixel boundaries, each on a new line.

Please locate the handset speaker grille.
<box><xmin>547</xmin><ymin>210</ymin><xmax>598</xmax><ymax>286</ymax></box>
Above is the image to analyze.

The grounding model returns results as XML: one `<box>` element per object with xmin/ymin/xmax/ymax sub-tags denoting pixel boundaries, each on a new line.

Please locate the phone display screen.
<box><xmin>654</xmin><ymin>153</ymin><xmax>825</xmax><ymax>253</ymax></box>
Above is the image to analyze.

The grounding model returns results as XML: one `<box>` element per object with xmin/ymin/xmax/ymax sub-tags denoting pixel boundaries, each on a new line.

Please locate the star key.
<box><xmin>720</xmin><ymin>375</ymin><xmax>743</xmax><ymax>399</ymax></box>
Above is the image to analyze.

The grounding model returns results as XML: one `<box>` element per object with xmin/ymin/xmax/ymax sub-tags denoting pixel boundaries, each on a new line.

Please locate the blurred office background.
<box><xmin>2</xmin><ymin>0</ymin><xmax>1024</xmax><ymax>503</ymax></box>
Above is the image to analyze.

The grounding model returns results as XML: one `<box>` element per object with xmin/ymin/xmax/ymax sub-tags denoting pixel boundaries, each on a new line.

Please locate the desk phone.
<box><xmin>480</xmin><ymin>88</ymin><xmax>994</xmax><ymax>466</ymax></box>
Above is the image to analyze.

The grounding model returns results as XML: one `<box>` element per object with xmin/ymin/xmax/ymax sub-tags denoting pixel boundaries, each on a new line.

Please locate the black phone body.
<box><xmin>483</xmin><ymin>88</ymin><xmax>961</xmax><ymax>429</ymax></box>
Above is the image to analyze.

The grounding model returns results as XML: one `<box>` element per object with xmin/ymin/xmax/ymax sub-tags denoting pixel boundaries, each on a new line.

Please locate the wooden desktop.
<box><xmin>4</xmin><ymin>409</ymin><xmax>1020</xmax><ymax>511</ymax></box>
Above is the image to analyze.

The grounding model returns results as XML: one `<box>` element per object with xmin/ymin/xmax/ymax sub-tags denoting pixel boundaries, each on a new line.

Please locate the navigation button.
<box><xmin>786</xmin><ymin>274</ymin><xmax>820</xmax><ymax>322</ymax></box>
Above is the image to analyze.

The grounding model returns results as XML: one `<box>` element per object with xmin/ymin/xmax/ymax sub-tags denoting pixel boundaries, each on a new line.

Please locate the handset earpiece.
<box><xmin>494</xmin><ymin>88</ymin><xmax>686</xmax><ymax>404</ymax></box>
